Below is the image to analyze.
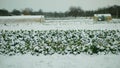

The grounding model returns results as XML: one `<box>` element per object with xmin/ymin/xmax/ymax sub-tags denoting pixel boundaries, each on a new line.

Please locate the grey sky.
<box><xmin>0</xmin><ymin>0</ymin><xmax>120</xmax><ymax>12</ymax></box>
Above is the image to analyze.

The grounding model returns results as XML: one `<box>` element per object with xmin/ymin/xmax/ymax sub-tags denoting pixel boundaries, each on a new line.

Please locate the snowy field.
<box><xmin>0</xmin><ymin>17</ymin><xmax>120</xmax><ymax>30</ymax></box>
<box><xmin>0</xmin><ymin>54</ymin><xmax>120</xmax><ymax>68</ymax></box>
<box><xmin>0</xmin><ymin>17</ymin><xmax>120</xmax><ymax>68</ymax></box>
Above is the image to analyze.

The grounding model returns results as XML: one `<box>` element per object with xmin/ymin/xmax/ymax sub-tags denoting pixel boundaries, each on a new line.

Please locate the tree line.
<box><xmin>0</xmin><ymin>5</ymin><xmax>120</xmax><ymax>18</ymax></box>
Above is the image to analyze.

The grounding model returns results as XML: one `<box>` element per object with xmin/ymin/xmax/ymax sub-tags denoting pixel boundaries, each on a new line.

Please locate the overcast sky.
<box><xmin>0</xmin><ymin>0</ymin><xmax>120</xmax><ymax>12</ymax></box>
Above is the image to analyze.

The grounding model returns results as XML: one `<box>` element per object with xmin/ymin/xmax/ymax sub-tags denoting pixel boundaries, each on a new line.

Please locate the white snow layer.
<box><xmin>0</xmin><ymin>18</ymin><xmax>120</xmax><ymax>30</ymax></box>
<box><xmin>0</xmin><ymin>54</ymin><xmax>120</xmax><ymax>68</ymax></box>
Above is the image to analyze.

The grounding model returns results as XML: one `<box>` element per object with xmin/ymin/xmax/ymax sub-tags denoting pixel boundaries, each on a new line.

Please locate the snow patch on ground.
<box><xmin>0</xmin><ymin>19</ymin><xmax>120</xmax><ymax>30</ymax></box>
<box><xmin>0</xmin><ymin>54</ymin><xmax>120</xmax><ymax>68</ymax></box>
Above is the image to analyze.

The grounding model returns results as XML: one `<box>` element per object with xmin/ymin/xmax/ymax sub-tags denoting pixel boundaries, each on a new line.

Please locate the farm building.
<box><xmin>0</xmin><ymin>15</ymin><xmax>45</xmax><ymax>22</ymax></box>
<box><xmin>93</xmin><ymin>14</ymin><xmax>112</xmax><ymax>21</ymax></box>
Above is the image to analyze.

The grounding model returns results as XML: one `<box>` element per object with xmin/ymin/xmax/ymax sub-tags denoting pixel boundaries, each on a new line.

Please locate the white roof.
<box><xmin>0</xmin><ymin>15</ymin><xmax>44</xmax><ymax>19</ymax></box>
<box><xmin>94</xmin><ymin>14</ymin><xmax>111</xmax><ymax>16</ymax></box>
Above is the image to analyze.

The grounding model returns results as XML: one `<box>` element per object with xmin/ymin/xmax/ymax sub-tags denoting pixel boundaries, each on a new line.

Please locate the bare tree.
<box><xmin>22</xmin><ymin>8</ymin><xmax>33</xmax><ymax>15</ymax></box>
<box><xmin>68</xmin><ymin>6</ymin><xmax>84</xmax><ymax>18</ymax></box>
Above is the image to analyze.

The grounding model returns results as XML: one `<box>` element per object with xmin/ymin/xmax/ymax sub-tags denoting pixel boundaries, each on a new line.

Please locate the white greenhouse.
<box><xmin>93</xmin><ymin>14</ymin><xmax>112</xmax><ymax>21</ymax></box>
<box><xmin>0</xmin><ymin>15</ymin><xmax>45</xmax><ymax>22</ymax></box>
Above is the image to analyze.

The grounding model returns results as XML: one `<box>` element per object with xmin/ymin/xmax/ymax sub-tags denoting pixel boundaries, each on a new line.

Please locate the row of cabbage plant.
<box><xmin>0</xmin><ymin>30</ymin><xmax>120</xmax><ymax>55</ymax></box>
